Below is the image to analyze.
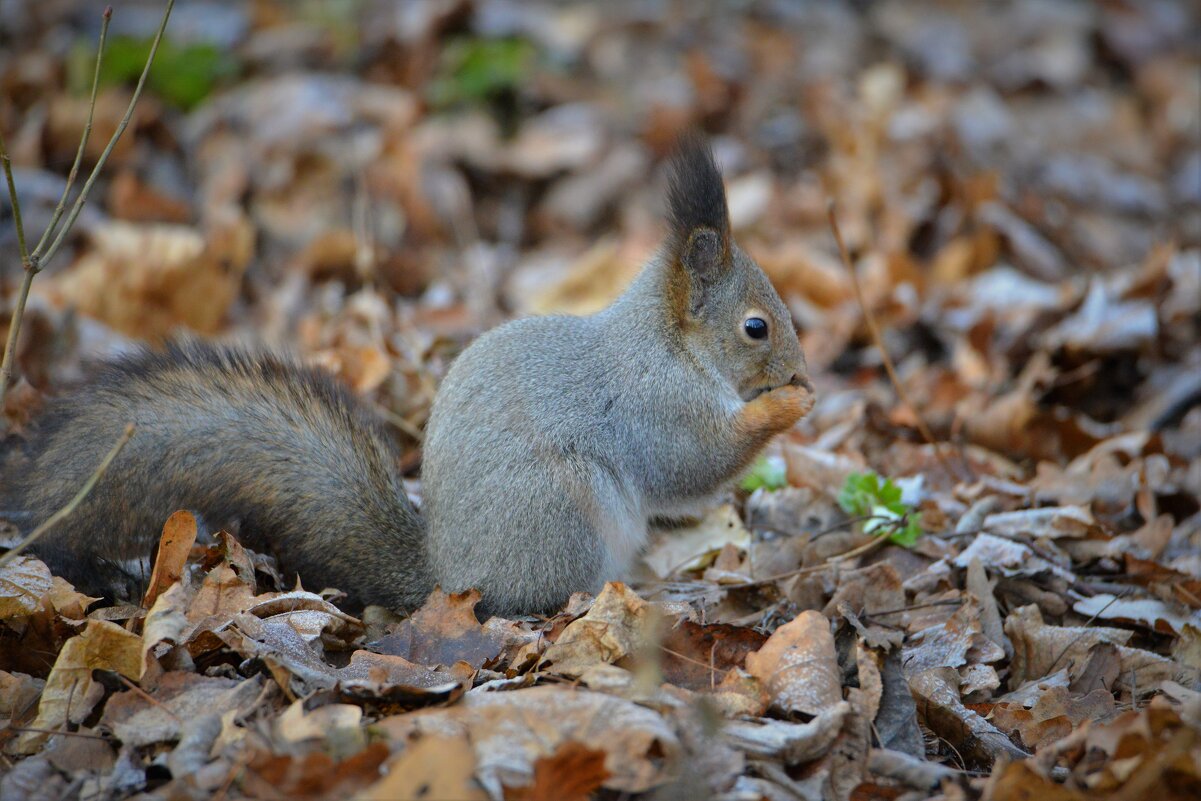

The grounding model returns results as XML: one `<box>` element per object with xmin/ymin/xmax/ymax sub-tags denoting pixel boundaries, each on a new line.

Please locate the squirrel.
<box><xmin>1</xmin><ymin>137</ymin><xmax>814</xmax><ymax>617</ymax></box>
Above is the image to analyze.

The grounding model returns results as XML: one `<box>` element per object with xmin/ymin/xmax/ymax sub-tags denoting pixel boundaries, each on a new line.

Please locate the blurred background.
<box><xmin>1</xmin><ymin>0</ymin><xmax>1198</xmax><ymax>473</ymax></box>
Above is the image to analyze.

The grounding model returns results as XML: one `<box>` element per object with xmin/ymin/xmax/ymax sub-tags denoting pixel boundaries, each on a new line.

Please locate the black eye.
<box><xmin>744</xmin><ymin>317</ymin><xmax>768</xmax><ymax>340</ymax></box>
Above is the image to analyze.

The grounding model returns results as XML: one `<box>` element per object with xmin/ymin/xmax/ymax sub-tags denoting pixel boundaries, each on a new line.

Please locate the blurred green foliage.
<box><xmin>69</xmin><ymin>36</ymin><xmax>239</xmax><ymax>111</ymax></box>
<box><xmin>740</xmin><ymin>456</ymin><xmax>788</xmax><ymax>492</ymax></box>
<box><xmin>429</xmin><ymin>36</ymin><xmax>537</xmax><ymax>124</ymax></box>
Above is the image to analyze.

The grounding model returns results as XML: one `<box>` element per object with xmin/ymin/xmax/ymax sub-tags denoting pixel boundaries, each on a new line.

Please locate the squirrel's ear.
<box><xmin>666</xmin><ymin>135</ymin><xmax>731</xmax><ymax>289</ymax></box>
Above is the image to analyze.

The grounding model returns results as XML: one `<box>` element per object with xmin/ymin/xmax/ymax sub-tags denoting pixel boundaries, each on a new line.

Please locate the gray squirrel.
<box><xmin>1</xmin><ymin>137</ymin><xmax>814</xmax><ymax>617</ymax></box>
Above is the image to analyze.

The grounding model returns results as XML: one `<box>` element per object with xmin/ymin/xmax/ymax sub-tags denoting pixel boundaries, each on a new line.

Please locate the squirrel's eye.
<box><xmin>744</xmin><ymin>317</ymin><xmax>768</xmax><ymax>340</ymax></box>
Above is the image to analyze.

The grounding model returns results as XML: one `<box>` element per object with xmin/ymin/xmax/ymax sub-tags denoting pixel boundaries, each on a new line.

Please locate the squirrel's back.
<box><xmin>1</xmin><ymin>341</ymin><xmax>429</xmax><ymax>609</ymax></box>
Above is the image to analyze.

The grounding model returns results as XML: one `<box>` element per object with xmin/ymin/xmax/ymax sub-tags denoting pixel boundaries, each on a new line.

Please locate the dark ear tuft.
<box><xmin>666</xmin><ymin>134</ymin><xmax>730</xmax><ymax>247</ymax></box>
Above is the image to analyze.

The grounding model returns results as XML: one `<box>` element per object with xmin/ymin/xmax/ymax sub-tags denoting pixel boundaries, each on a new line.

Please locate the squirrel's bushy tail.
<box><xmin>0</xmin><ymin>341</ymin><xmax>430</xmax><ymax>610</ymax></box>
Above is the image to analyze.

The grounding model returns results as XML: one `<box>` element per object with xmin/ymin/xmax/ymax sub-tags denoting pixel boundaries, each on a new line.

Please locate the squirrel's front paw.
<box><xmin>737</xmin><ymin>381</ymin><xmax>815</xmax><ymax>436</ymax></box>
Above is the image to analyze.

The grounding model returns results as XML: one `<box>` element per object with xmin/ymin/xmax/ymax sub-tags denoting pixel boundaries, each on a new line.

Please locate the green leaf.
<box><xmin>741</xmin><ymin>456</ymin><xmax>788</xmax><ymax>492</ymax></box>
<box><xmin>69</xmin><ymin>36</ymin><xmax>239</xmax><ymax>111</ymax></box>
<box><xmin>837</xmin><ymin>471</ymin><xmax>924</xmax><ymax>548</ymax></box>
<box><xmin>429</xmin><ymin>37</ymin><xmax>537</xmax><ymax>109</ymax></box>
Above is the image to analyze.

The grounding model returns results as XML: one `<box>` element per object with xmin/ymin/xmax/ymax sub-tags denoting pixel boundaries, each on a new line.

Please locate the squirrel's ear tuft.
<box><xmin>666</xmin><ymin>134</ymin><xmax>730</xmax><ymax>279</ymax></box>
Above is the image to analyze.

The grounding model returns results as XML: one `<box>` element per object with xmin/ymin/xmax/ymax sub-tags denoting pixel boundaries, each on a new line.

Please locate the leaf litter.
<box><xmin>1</xmin><ymin>0</ymin><xmax>1200</xmax><ymax>799</ymax></box>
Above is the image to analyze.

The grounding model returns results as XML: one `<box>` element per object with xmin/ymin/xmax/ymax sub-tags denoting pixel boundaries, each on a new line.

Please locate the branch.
<box><xmin>30</xmin><ymin>6</ymin><xmax>113</xmax><ymax>259</ymax></box>
<box><xmin>40</xmin><ymin>0</ymin><xmax>175</xmax><ymax>267</ymax></box>
<box><xmin>826</xmin><ymin>202</ymin><xmax>971</xmax><ymax>483</ymax></box>
<box><xmin>0</xmin><ymin>423</ymin><xmax>135</xmax><ymax>569</ymax></box>
<box><xmin>0</xmin><ymin>1</ymin><xmax>174</xmax><ymax>409</ymax></box>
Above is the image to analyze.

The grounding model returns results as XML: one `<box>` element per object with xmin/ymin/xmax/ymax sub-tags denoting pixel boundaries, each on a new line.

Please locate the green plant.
<box><xmin>69</xmin><ymin>36</ymin><xmax>237</xmax><ymax>111</ymax></box>
<box><xmin>837</xmin><ymin>471</ymin><xmax>923</xmax><ymax>547</ymax></box>
<box><xmin>741</xmin><ymin>455</ymin><xmax>788</xmax><ymax>492</ymax></box>
<box><xmin>428</xmin><ymin>37</ymin><xmax>536</xmax><ymax>111</ymax></box>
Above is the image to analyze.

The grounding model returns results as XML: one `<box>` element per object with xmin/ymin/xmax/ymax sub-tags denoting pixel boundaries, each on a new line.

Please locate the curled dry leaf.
<box><xmin>140</xmin><ymin>510</ymin><xmax>198</xmax><ymax>609</ymax></box>
<box><xmin>744</xmin><ymin>610</ymin><xmax>842</xmax><ymax>717</ymax></box>
<box><xmin>1005</xmin><ymin>604</ymin><xmax>1193</xmax><ymax>692</ymax></box>
<box><xmin>721</xmin><ymin>704</ymin><xmax>851</xmax><ymax>764</ymax></box>
<box><xmin>542</xmin><ymin>581</ymin><xmax>656</xmax><ymax>677</ymax></box>
<box><xmin>909</xmin><ymin>667</ymin><xmax>1029</xmax><ymax>767</ymax></box>
<box><xmin>642</xmin><ymin>504</ymin><xmax>751</xmax><ymax>579</ymax></box>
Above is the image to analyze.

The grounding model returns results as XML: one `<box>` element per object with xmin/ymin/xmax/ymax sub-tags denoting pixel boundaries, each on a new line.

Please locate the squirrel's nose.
<box><xmin>790</xmin><ymin>373</ymin><xmax>815</xmax><ymax>394</ymax></box>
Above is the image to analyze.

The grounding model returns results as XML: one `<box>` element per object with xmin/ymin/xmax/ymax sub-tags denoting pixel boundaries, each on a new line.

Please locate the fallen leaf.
<box><xmin>1071</xmin><ymin>593</ymin><xmax>1194</xmax><ymax>636</ymax></box>
<box><xmin>17</xmin><ymin>620</ymin><xmax>142</xmax><ymax>753</ymax></box>
<box><xmin>642</xmin><ymin>504</ymin><xmax>751</xmax><ymax>579</ymax></box>
<box><xmin>101</xmin><ymin>672</ymin><xmax>264</xmax><ymax>747</ymax></box>
<box><xmin>356</xmin><ymin>734</ymin><xmax>487</xmax><ymax>801</ymax></box>
<box><xmin>745</xmin><ymin>610</ymin><xmax>841</xmax><ymax>716</ymax></box>
<box><xmin>374</xmin><ymin>588</ymin><xmax>503</xmax><ymax>669</ymax></box>
<box><xmin>141</xmin><ymin>510</ymin><xmax>198</xmax><ymax>609</ymax></box>
<box><xmin>506</xmin><ymin>740</ymin><xmax>611</xmax><ymax>801</ymax></box>
<box><xmin>241</xmin><ymin>741</ymin><xmax>391</xmax><ymax>801</ymax></box>
<box><xmin>543</xmin><ymin>582</ymin><xmax>656</xmax><ymax>677</ymax></box>
<box><xmin>375</xmin><ymin>686</ymin><xmax>680</xmax><ymax>796</ymax></box>
<box><xmin>0</xmin><ymin>556</ymin><xmax>52</xmax><ymax>619</ymax></box>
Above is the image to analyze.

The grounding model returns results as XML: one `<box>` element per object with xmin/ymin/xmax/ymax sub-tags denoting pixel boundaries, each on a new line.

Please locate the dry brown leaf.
<box><xmin>659</xmin><ymin>619</ymin><xmax>767</xmax><ymax>691</ymax></box>
<box><xmin>44</xmin><ymin>220</ymin><xmax>249</xmax><ymax>339</ymax></box>
<box><xmin>1005</xmin><ymin>604</ymin><xmax>1192</xmax><ymax>692</ymax></box>
<box><xmin>141</xmin><ymin>510</ymin><xmax>198</xmax><ymax>609</ymax></box>
<box><xmin>909</xmin><ymin>668</ymin><xmax>1029</xmax><ymax>767</ymax></box>
<box><xmin>643</xmin><ymin>504</ymin><xmax>751</xmax><ymax>578</ymax></box>
<box><xmin>506</xmin><ymin>740</ymin><xmax>612</xmax><ymax>801</ymax></box>
<box><xmin>16</xmin><ymin>620</ymin><xmax>142</xmax><ymax>753</ymax></box>
<box><xmin>275</xmin><ymin>700</ymin><xmax>364</xmax><ymax>745</ymax></box>
<box><xmin>375</xmin><ymin>685</ymin><xmax>680</xmax><ymax>796</ymax></box>
<box><xmin>745</xmin><ymin>610</ymin><xmax>841</xmax><ymax>716</ymax></box>
<box><xmin>374</xmin><ymin>587</ymin><xmax>503</xmax><ymax>669</ymax></box>
<box><xmin>101</xmin><ymin>672</ymin><xmax>264</xmax><ymax>747</ymax></box>
<box><xmin>241</xmin><ymin>741</ymin><xmax>391</xmax><ymax>801</ymax></box>
<box><xmin>1071</xmin><ymin>593</ymin><xmax>1194</xmax><ymax>636</ymax></box>
<box><xmin>356</xmin><ymin>734</ymin><xmax>487</xmax><ymax>801</ymax></box>
<box><xmin>0</xmin><ymin>556</ymin><xmax>52</xmax><ymax>619</ymax></box>
<box><xmin>543</xmin><ymin>582</ymin><xmax>655</xmax><ymax>677</ymax></box>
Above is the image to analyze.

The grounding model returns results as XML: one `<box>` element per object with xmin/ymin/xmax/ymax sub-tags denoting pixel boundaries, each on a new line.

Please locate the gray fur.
<box><xmin>425</xmin><ymin>144</ymin><xmax>811</xmax><ymax>617</ymax></box>
<box><xmin>1</xmin><ymin>342</ymin><xmax>431</xmax><ymax>610</ymax></box>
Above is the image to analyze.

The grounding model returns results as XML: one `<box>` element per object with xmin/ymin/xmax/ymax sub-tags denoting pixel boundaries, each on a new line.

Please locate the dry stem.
<box><xmin>826</xmin><ymin>202</ymin><xmax>970</xmax><ymax>482</ymax></box>
<box><xmin>0</xmin><ymin>423</ymin><xmax>134</xmax><ymax>568</ymax></box>
<box><xmin>0</xmin><ymin>1</ymin><xmax>175</xmax><ymax>408</ymax></box>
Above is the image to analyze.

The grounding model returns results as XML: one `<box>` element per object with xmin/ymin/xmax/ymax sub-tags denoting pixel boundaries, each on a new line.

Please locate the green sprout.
<box><xmin>741</xmin><ymin>455</ymin><xmax>788</xmax><ymax>493</ymax></box>
<box><xmin>837</xmin><ymin>471</ymin><xmax>923</xmax><ymax>547</ymax></box>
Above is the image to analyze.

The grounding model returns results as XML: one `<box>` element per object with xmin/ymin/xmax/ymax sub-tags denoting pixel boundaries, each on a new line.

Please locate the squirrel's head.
<box><xmin>663</xmin><ymin>136</ymin><xmax>811</xmax><ymax>402</ymax></box>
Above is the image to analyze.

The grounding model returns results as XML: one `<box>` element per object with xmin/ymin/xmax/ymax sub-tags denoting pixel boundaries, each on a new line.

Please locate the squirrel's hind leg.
<box><xmin>429</xmin><ymin>452</ymin><xmax>639</xmax><ymax>618</ymax></box>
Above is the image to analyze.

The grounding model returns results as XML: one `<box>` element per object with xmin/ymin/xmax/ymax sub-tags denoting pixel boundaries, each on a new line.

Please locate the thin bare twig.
<box><xmin>3</xmin><ymin>726</ymin><xmax>111</xmax><ymax>741</ymax></box>
<box><xmin>41</xmin><ymin>1</ymin><xmax>175</xmax><ymax>267</ymax></box>
<box><xmin>31</xmin><ymin>7</ymin><xmax>112</xmax><ymax>258</ymax></box>
<box><xmin>0</xmin><ymin>423</ymin><xmax>134</xmax><ymax>568</ymax></box>
<box><xmin>0</xmin><ymin>129</ymin><xmax>29</xmax><ymax>267</ymax></box>
<box><xmin>826</xmin><ymin>202</ymin><xmax>970</xmax><ymax>482</ymax></box>
<box><xmin>1045</xmin><ymin>589</ymin><xmax>1131</xmax><ymax>674</ymax></box>
<box><xmin>726</xmin><ymin>523</ymin><xmax>897</xmax><ymax>589</ymax></box>
<box><xmin>0</xmin><ymin>1</ymin><xmax>174</xmax><ymax>408</ymax></box>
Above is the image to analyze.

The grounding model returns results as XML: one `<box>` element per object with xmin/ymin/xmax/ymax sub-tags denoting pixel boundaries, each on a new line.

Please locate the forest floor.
<box><xmin>1</xmin><ymin>2</ymin><xmax>1199</xmax><ymax>799</ymax></box>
